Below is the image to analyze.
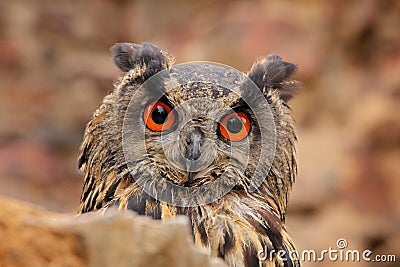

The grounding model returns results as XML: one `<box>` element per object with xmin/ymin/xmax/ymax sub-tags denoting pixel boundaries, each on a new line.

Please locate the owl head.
<box><xmin>79</xmin><ymin>43</ymin><xmax>301</xmax><ymax>216</ymax></box>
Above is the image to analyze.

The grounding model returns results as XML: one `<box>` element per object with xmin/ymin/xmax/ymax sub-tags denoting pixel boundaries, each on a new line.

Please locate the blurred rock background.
<box><xmin>0</xmin><ymin>0</ymin><xmax>399</xmax><ymax>266</ymax></box>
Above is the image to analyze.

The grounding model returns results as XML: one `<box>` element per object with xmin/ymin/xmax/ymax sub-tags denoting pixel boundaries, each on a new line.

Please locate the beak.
<box><xmin>186</xmin><ymin>131</ymin><xmax>202</xmax><ymax>183</ymax></box>
<box><xmin>187</xmin><ymin>131</ymin><xmax>201</xmax><ymax>161</ymax></box>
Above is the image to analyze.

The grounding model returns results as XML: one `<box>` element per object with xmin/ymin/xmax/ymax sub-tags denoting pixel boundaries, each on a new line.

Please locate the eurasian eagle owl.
<box><xmin>78</xmin><ymin>42</ymin><xmax>302</xmax><ymax>267</ymax></box>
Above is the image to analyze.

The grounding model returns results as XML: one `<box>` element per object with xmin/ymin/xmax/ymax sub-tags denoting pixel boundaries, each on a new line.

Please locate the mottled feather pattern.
<box><xmin>78</xmin><ymin>43</ymin><xmax>301</xmax><ymax>267</ymax></box>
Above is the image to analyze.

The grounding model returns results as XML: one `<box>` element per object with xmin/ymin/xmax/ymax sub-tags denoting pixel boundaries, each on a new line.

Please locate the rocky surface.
<box><xmin>0</xmin><ymin>197</ymin><xmax>226</xmax><ymax>267</ymax></box>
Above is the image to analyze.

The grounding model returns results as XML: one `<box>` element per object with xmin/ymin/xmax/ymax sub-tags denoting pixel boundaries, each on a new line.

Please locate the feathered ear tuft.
<box><xmin>110</xmin><ymin>42</ymin><xmax>174</xmax><ymax>79</ymax></box>
<box><xmin>248</xmin><ymin>55</ymin><xmax>302</xmax><ymax>102</ymax></box>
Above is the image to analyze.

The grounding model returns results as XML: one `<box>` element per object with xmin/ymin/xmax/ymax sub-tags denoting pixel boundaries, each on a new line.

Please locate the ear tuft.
<box><xmin>248</xmin><ymin>55</ymin><xmax>302</xmax><ymax>102</ymax></box>
<box><xmin>110</xmin><ymin>42</ymin><xmax>174</xmax><ymax>78</ymax></box>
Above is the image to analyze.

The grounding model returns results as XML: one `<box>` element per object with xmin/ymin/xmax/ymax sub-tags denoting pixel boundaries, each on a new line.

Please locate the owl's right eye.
<box><xmin>143</xmin><ymin>101</ymin><xmax>175</xmax><ymax>131</ymax></box>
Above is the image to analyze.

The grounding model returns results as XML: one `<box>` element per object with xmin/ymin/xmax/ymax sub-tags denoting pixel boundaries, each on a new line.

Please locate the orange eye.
<box><xmin>143</xmin><ymin>101</ymin><xmax>175</xmax><ymax>131</ymax></box>
<box><xmin>219</xmin><ymin>112</ymin><xmax>251</xmax><ymax>141</ymax></box>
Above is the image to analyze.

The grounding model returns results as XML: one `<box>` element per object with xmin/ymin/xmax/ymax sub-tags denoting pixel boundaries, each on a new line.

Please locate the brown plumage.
<box><xmin>78</xmin><ymin>42</ymin><xmax>302</xmax><ymax>267</ymax></box>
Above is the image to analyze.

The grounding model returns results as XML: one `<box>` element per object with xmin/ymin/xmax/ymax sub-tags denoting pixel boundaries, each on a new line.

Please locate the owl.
<box><xmin>78</xmin><ymin>42</ymin><xmax>302</xmax><ymax>267</ymax></box>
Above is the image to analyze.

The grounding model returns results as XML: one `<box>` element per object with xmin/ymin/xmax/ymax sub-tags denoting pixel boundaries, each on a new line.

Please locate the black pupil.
<box><xmin>227</xmin><ymin>117</ymin><xmax>243</xmax><ymax>133</ymax></box>
<box><xmin>152</xmin><ymin>105</ymin><xmax>169</xmax><ymax>124</ymax></box>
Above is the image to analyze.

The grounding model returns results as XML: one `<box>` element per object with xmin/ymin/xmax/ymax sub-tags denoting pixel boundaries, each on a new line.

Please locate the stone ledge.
<box><xmin>0</xmin><ymin>197</ymin><xmax>226</xmax><ymax>267</ymax></box>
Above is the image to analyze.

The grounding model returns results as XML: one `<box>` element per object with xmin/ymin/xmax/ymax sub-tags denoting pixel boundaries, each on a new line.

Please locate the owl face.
<box><xmin>121</xmin><ymin>62</ymin><xmax>278</xmax><ymax>206</ymax></box>
<box><xmin>139</xmin><ymin>84</ymin><xmax>257</xmax><ymax>187</ymax></box>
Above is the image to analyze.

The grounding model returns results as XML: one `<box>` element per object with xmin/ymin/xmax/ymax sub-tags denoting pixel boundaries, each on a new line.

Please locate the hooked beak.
<box><xmin>187</xmin><ymin>132</ymin><xmax>201</xmax><ymax>161</ymax></box>
<box><xmin>186</xmin><ymin>131</ymin><xmax>202</xmax><ymax>183</ymax></box>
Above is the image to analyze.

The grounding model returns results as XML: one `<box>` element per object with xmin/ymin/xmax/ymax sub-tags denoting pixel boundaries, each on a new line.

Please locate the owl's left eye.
<box><xmin>144</xmin><ymin>101</ymin><xmax>175</xmax><ymax>131</ymax></box>
<box><xmin>219</xmin><ymin>112</ymin><xmax>251</xmax><ymax>141</ymax></box>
